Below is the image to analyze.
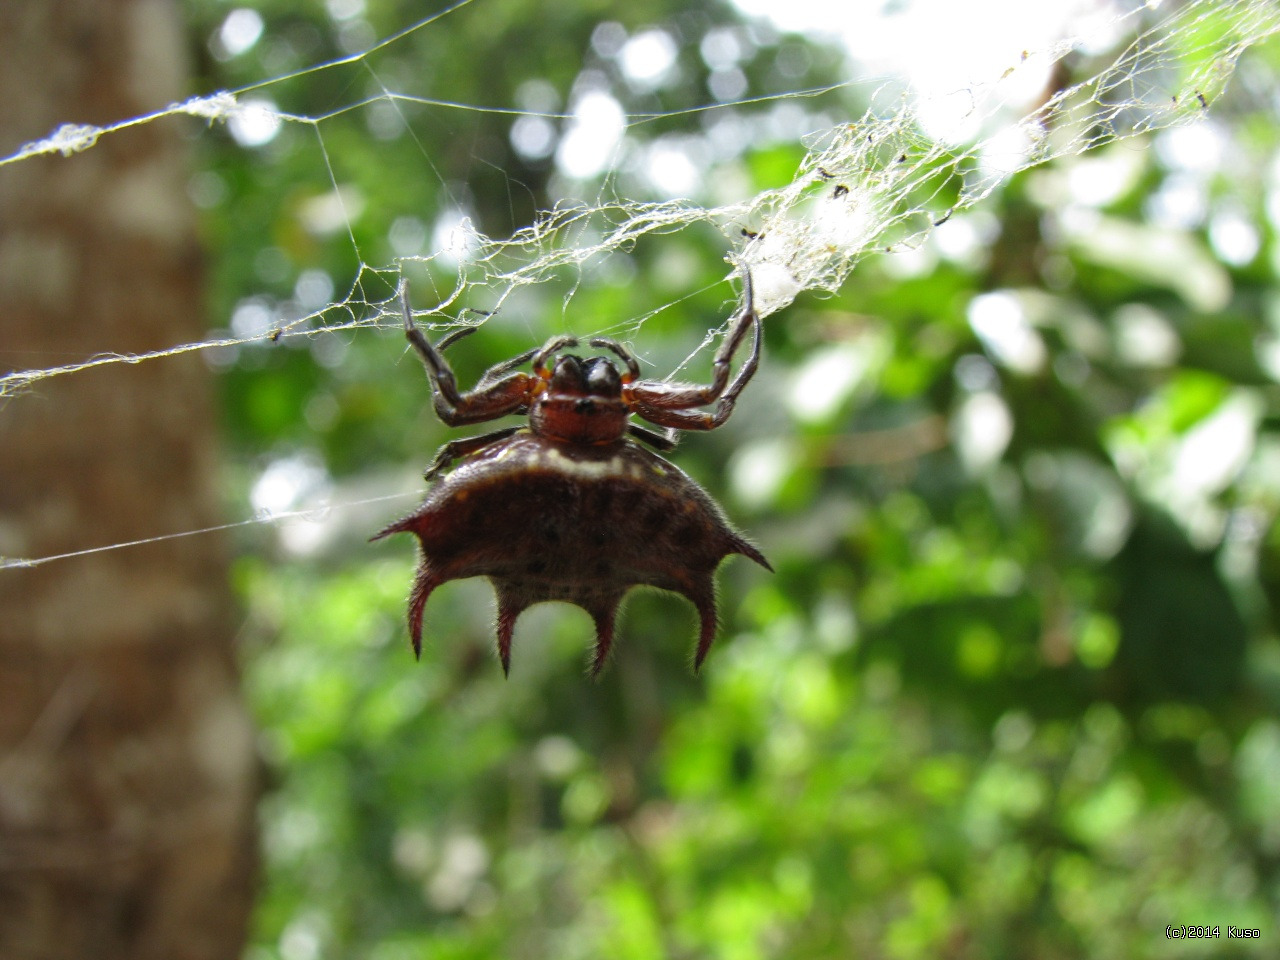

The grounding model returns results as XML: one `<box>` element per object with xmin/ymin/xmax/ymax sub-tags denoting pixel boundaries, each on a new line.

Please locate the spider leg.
<box><xmin>626</xmin><ymin>267</ymin><xmax>762</xmax><ymax>423</ymax></box>
<box><xmin>585</xmin><ymin>337</ymin><xmax>641</xmax><ymax>381</ymax></box>
<box><xmin>475</xmin><ymin>348</ymin><xmax>541</xmax><ymax>386</ymax></box>
<box><xmin>627</xmin><ymin>423</ymin><xmax>679</xmax><ymax>451</ymax></box>
<box><xmin>440</xmin><ymin>328</ymin><xmax>544</xmax><ymax>387</ymax></box>
<box><xmin>424</xmin><ymin>426</ymin><xmax>523</xmax><ymax>480</ymax></box>
<box><xmin>399</xmin><ymin>280</ymin><xmax>535</xmax><ymax>425</ymax></box>
<box><xmin>531</xmin><ymin>334</ymin><xmax>582</xmax><ymax>375</ymax></box>
<box><xmin>629</xmin><ymin>291</ymin><xmax>761</xmax><ymax>432</ymax></box>
<box><xmin>434</xmin><ymin>325</ymin><xmax>479</xmax><ymax>352</ymax></box>
<box><xmin>433</xmin><ymin>307</ymin><xmax>496</xmax><ymax>352</ymax></box>
<box><xmin>532</xmin><ymin>334</ymin><xmax>642</xmax><ymax>382</ymax></box>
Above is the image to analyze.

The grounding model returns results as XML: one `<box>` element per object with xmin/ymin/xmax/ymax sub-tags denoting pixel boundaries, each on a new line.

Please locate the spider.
<box><xmin>373</xmin><ymin>267</ymin><xmax>772</xmax><ymax>677</ymax></box>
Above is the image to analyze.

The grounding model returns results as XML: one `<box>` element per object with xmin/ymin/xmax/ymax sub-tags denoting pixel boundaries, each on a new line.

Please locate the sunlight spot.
<box><xmin>1266</xmin><ymin>155</ymin><xmax>1280</xmax><ymax>232</ymax></box>
<box><xmin>1113</xmin><ymin>303</ymin><xmax>1180</xmax><ymax>367</ymax></box>
<box><xmin>231</xmin><ymin>298</ymin><xmax>273</xmax><ymax>338</ymax></box>
<box><xmin>364</xmin><ymin>99</ymin><xmax>405</xmax><ymax>141</ymax></box>
<box><xmin>1063</xmin><ymin>213</ymin><xmax>1230</xmax><ymax>311</ymax></box>
<box><xmin>188</xmin><ymin>170</ymin><xmax>227</xmax><ymax>209</ymax></box>
<box><xmin>731</xmin><ymin>0</ymin><xmax>843</xmax><ymax>37</ymax></box>
<box><xmin>510</xmin><ymin>115</ymin><xmax>556</xmax><ymax>161</ymax></box>
<box><xmin>427</xmin><ymin>834</ymin><xmax>489</xmax><ymax>912</ymax></box>
<box><xmin>734</xmin><ymin>0</ymin><xmax>1110</xmax><ymax>144</ymax></box>
<box><xmin>644</xmin><ymin>139</ymin><xmax>700</xmax><ymax>197</ymax></box>
<box><xmin>954</xmin><ymin>354</ymin><xmax>998</xmax><ymax>392</ymax></box>
<box><xmin>251</xmin><ymin>455</ymin><xmax>330</xmax><ymax>518</ymax></box>
<box><xmin>298</xmin><ymin>185</ymin><xmax>362</xmax><ymax>236</ymax></box>
<box><xmin>431</xmin><ymin>210</ymin><xmax>482</xmax><ymax>265</ymax></box>
<box><xmin>1155</xmin><ymin>122</ymin><xmax>1225</xmax><ymax>174</ymax></box>
<box><xmin>979</xmin><ymin>122</ymin><xmax>1035</xmax><ymax>178</ymax></box>
<box><xmin>789</xmin><ymin>343</ymin><xmax>870</xmax><ymax>423</ymax></box>
<box><xmin>325</xmin><ymin>0</ymin><xmax>366</xmax><ymax>22</ymax></box>
<box><xmin>556</xmin><ymin>91</ymin><xmax>625</xmax><ymax>180</ymax></box>
<box><xmin>516</xmin><ymin>79</ymin><xmax>560</xmax><ymax>113</ymax></box>
<box><xmin>294</xmin><ymin>269</ymin><xmax>334</xmax><ymax>309</ymax></box>
<box><xmin>1145</xmin><ymin>173</ymin><xmax>1208</xmax><ymax>229</ymax></box>
<box><xmin>933</xmin><ymin>212</ymin><xmax>995</xmax><ymax>268</ymax></box>
<box><xmin>215</xmin><ymin>8</ymin><xmax>264</xmax><ymax>60</ymax></box>
<box><xmin>884</xmin><ymin>242</ymin><xmax>937</xmax><ymax>279</ymax></box>
<box><xmin>700</xmin><ymin>27</ymin><xmax>747</xmax><ymax>70</ymax></box>
<box><xmin>1208</xmin><ymin>208</ymin><xmax>1260</xmax><ymax>266</ymax></box>
<box><xmin>534</xmin><ymin>736</ymin><xmax>583</xmax><ymax>779</ymax></box>
<box><xmin>708</xmin><ymin>68</ymin><xmax>748</xmax><ymax>103</ymax></box>
<box><xmin>389</xmin><ymin>215</ymin><xmax>427</xmax><ymax>256</ymax></box>
<box><xmin>1172</xmin><ymin>393</ymin><xmax>1259</xmax><ymax>500</ymax></box>
<box><xmin>813</xmin><ymin>592</ymin><xmax>857</xmax><ymax>653</ymax></box>
<box><xmin>1066</xmin><ymin>150</ymin><xmax>1143</xmax><ymax>207</ymax></box>
<box><xmin>227</xmin><ymin>97</ymin><xmax>282</xmax><ymax>147</ymax></box>
<box><xmin>590</xmin><ymin>21</ymin><xmax>627</xmax><ymax>58</ymax></box>
<box><xmin>392</xmin><ymin>828</ymin><xmax>434</xmax><ymax>876</ymax></box>
<box><xmin>619</xmin><ymin>29</ymin><xmax>678</xmax><ymax>90</ymax></box>
<box><xmin>951</xmin><ymin>390</ymin><xmax>1013</xmax><ymax>472</ymax></box>
<box><xmin>279</xmin><ymin>914</ymin><xmax>324</xmax><ymax>960</ymax></box>
<box><xmin>968</xmin><ymin>291</ymin><xmax>1046</xmax><ymax>374</ymax></box>
<box><xmin>730</xmin><ymin>438</ymin><xmax>795</xmax><ymax>510</ymax></box>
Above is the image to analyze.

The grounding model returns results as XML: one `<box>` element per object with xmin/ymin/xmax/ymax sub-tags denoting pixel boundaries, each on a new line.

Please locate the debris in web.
<box><xmin>2</xmin><ymin>0</ymin><xmax>1274</xmax><ymax>385</ymax></box>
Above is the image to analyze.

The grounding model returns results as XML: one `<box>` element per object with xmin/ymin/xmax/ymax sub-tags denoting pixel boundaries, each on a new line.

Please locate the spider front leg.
<box><xmin>628</xmin><ymin>423</ymin><xmax>679</xmax><ymax>451</ymax></box>
<box><xmin>437</xmin><ymin>326</ymin><xmax>542</xmax><ymax>390</ymax></box>
<box><xmin>627</xmin><ymin>268</ymin><xmax>763</xmax><ymax>431</ymax></box>
<box><xmin>399</xmin><ymin>280</ymin><xmax>536</xmax><ymax>426</ymax></box>
<box><xmin>424</xmin><ymin>426</ymin><xmax>522</xmax><ymax>480</ymax></box>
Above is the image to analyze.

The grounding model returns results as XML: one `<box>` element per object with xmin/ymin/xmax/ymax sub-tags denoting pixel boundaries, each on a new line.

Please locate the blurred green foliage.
<box><xmin>185</xmin><ymin>1</ymin><xmax>1280</xmax><ymax>957</ymax></box>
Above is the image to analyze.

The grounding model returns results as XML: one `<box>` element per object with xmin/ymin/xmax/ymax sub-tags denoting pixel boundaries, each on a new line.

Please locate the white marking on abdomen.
<box><xmin>543</xmin><ymin>446</ymin><xmax>625</xmax><ymax>479</ymax></box>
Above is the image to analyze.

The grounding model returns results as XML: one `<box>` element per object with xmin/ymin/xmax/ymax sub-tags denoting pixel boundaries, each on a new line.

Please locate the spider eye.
<box><xmin>584</xmin><ymin>358</ymin><xmax>621</xmax><ymax>396</ymax></box>
<box><xmin>550</xmin><ymin>355</ymin><xmax>586</xmax><ymax>390</ymax></box>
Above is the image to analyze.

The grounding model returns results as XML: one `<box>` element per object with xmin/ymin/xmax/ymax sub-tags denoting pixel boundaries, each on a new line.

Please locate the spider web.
<box><xmin>1</xmin><ymin>0</ymin><xmax>1277</xmax><ymax>569</ymax></box>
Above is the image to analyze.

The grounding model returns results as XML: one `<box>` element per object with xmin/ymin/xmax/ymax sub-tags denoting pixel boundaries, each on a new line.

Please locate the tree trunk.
<box><xmin>0</xmin><ymin>2</ymin><xmax>258</xmax><ymax>958</ymax></box>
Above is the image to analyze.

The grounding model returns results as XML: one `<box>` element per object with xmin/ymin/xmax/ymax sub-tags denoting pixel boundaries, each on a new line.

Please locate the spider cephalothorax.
<box><xmin>373</xmin><ymin>268</ymin><xmax>771</xmax><ymax>676</ymax></box>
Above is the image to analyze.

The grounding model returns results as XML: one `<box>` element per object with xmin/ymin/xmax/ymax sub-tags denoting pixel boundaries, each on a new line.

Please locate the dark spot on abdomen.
<box><xmin>673</xmin><ymin>519</ymin><xmax>702</xmax><ymax>546</ymax></box>
<box><xmin>587</xmin><ymin>484</ymin><xmax>615</xmax><ymax>515</ymax></box>
<box><xmin>643</xmin><ymin>505</ymin><xmax>669</xmax><ymax>535</ymax></box>
<box><xmin>611</xmin><ymin>485</ymin><xmax>642</xmax><ymax>515</ymax></box>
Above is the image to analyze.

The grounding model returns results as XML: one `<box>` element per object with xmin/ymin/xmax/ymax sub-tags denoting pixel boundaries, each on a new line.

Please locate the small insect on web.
<box><xmin>372</xmin><ymin>266</ymin><xmax>772</xmax><ymax>677</ymax></box>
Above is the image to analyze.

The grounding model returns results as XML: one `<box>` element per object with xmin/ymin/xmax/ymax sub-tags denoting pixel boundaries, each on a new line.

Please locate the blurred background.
<box><xmin>2</xmin><ymin>0</ymin><xmax>1280</xmax><ymax>958</ymax></box>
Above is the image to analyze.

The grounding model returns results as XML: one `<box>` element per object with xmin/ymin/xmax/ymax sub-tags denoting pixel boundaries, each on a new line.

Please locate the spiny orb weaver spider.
<box><xmin>373</xmin><ymin>267</ymin><xmax>771</xmax><ymax>676</ymax></box>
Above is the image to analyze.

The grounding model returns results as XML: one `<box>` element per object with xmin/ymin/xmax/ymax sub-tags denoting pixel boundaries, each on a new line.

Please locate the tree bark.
<box><xmin>0</xmin><ymin>2</ymin><xmax>258</xmax><ymax>958</ymax></box>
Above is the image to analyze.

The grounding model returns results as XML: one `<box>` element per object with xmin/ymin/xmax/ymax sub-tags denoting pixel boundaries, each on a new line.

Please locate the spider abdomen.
<box><xmin>374</xmin><ymin>429</ymin><xmax>770</xmax><ymax>674</ymax></box>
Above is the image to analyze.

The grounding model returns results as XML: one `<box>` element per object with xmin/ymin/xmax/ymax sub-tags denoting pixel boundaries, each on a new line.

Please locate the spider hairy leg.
<box><xmin>424</xmin><ymin>426</ymin><xmax>521</xmax><ymax>480</ymax></box>
<box><xmin>626</xmin><ymin>268</ymin><xmax>762</xmax><ymax>429</ymax></box>
<box><xmin>627</xmin><ymin>423</ymin><xmax>679</xmax><ymax>451</ymax></box>
<box><xmin>585</xmin><ymin>337</ymin><xmax>640</xmax><ymax>382</ymax></box>
<box><xmin>399</xmin><ymin>279</ymin><xmax>535</xmax><ymax>426</ymax></box>
<box><xmin>629</xmin><ymin>273</ymin><xmax>757</xmax><ymax>435</ymax></box>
